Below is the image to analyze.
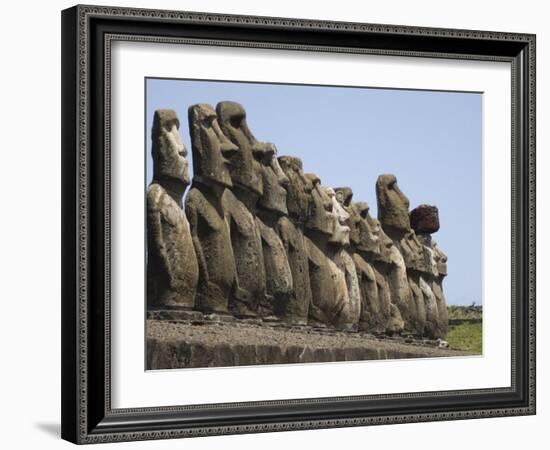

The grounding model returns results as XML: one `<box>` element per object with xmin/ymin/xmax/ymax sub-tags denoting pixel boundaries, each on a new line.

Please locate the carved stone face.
<box><xmin>151</xmin><ymin>109</ymin><xmax>190</xmax><ymax>186</ymax></box>
<box><xmin>365</xmin><ymin>212</ymin><xmax>394</xmax><ymax>263</ymax></box>
<box><xmin>305</xmin><ymin>173</ymin><xmax>333</xmax><ymax>236</ymax></box>
<box><xmin>355</xmin><ymin>202</ymin><xmax>381</xmax><ymax>256</ymax></box>
<box><xmin>216</xmin><ymin>101</ymin><xmax>263</xmax><ymax>196</ymax></box>
<box><xmin>433</xmin><ymin>241</ymin><xmax>448</xmax><ymax>276</ymax></box>
<box><xmin>256</xmin><ymin>143</ymin><xmax>289</xmax><ymax>216</ymax></box>
<box><xmin>376</xmin><ymin>174</ymin><xmax>411</xmax><ymax>235</ymax></box>
<box><xmin>325</xmin><ymin>187</ymin><xmax>351</xmax><ymax>246</ymax></box>
<box><xmin>335</xmin><ymin>187</ymin><xmax>360</xmax><ymax>246</ymax></box>
<box><xmin>188</xmin><ymin>103</ymin><xmax>238</xmax><ymax>189</ymax></box>
<box><xmin>278</xmin><ymin>156</ymin><xmax>313</xmax><ymax>224</ymax></box>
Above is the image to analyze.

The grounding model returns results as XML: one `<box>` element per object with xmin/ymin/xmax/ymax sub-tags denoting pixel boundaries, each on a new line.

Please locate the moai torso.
<box><xmin>361</xmin><ymin>206</ymin><xmax>405</xmax><ymax>334</ymax></box>
<box><xmin>216</xmin><ymin>101</ymin><xmax>270</xmax><ymax>317</ymax></box>
<box><xmin>253</xmin><ymin>143</ymin><xmax>296</xmax><ymax>321</ymax></box>
<box><xmin>303</xmin><ymin>176</ymin><xmax>357</xmax><ymax>330</ymax></box>
<box><xmin>335</xmin><ymin>188</ymin><xmax>378</xmax><ymax>332</ymax></box>
<box><xmin>185</xmin><ymin>104</ymin><xmax>239</xmax><ymax>314</ymax></box>
<box><xmin>411</xmin><ymin>204</ymin><xmax>449</xmax><ymax>338</ymax></box>
<box><xmin>376</xmin><ymin>174</ymin><xmax>420</xmax><ymax>334</ymax></box>
<box><xmin>304</xmin><ymin>235</ymin><xmax>349</xmax><ymax>327</ymax></box>
<box><xmin>146</xmin><ymin>109</ymin><xmax>198</xmax><ymax>310</ymax></box>
<box><xmin>186</xmin><ymin>187</ymin><xmax>236</xmax><ymax>313</ymax></box>
<box><xmin>277</xmin><ymin>156</ymin><xmax>314</xmax><ymax>324</ymax></box>
<box><xmin>222</xmin><ymin>189</ymin><xmax>266</xmax><ymax>317</ymax></box>
<box><xmin>327</xmin><ymin>187</ymin><xmax>361</xmax><ymax>330</ymax></box>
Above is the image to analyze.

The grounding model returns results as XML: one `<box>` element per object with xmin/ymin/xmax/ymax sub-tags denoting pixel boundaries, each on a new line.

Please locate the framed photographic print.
<box><xmin>61</xmin><ymin>4</ymin><xmax>536</xmax><ymax>444</ymax></box>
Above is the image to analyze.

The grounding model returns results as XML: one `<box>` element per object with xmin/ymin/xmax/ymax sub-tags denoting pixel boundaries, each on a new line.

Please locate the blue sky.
<box><xmin>145</xmin><ymin>78</ymin><xmax>482</xmax><ymax>306</ymax></box>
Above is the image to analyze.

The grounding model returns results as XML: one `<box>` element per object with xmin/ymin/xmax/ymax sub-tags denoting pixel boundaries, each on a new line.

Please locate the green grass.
<box><xmin>446</xmin><ymin>322</ymin><xmax>483</xmax><ymax>354</ymax></box>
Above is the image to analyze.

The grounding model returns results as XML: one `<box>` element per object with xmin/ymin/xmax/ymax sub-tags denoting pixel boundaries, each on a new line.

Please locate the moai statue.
<box><xmin>216</xmin><ymin>101</ymin><xmax>267</xmax><ymax>318</ymax></box>
<box><xmin>253</xmin><ymin>142</ymin><xmax>296</xmax><ymax>322</ymax></box>
<box><xmin>334</xmin><ymin>188</ymin><xmax>377</xmax><ymax>332</ymax></box>
<box><xmin>303</xmin><ymin>174</ymin><xmax>352</xmax><ymax>330</ymax></box>
<box><xmin>376</xmin><ymin>174</ymin><xmax>421</xmax><ymax>335</ymax></box>
<box><xmin>326</xmin><ymin>187</ymin><xmax>361</xmax><ymax>329</ymax></box>
<box><xmin>432</xmin><ymin>241</ymin><xmax>449</xmax><ymax>336</ymax></box>
<box><xmin>185</xmin><ymin>104</ymin><xmax>239</xmax><ymax>314</ymax></box>
<box><xmin>277</xmin><ymin>156</ymin><xmax>313</xmax><ymax>324</ymax></box>
<box><xmin>411</xmin><ymin>204</ymin><xmax>449</xmax><ymax>338</ymax></box>
<box><xmin>147</xmin><ymin>109</ymin><xmax>199</xmax><ymax>311</ymax></box>
<box><xmin>355</xmin><ymin>202</ymin><xmax>404</xmax><ymax>334</ymax></box>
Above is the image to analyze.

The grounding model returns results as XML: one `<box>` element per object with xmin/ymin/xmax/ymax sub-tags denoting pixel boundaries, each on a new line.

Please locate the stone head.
<box><xmin>355</xmin><ymin>201</ymin><xmax>381</xmax><ymax>256</ymax></box>
<box><xmin>304</xmin><ymin>173</ymin><xmax>333</xmax><ymax>236</ymax></box>
<box><xmin>256</xmin><ymin>143</ymin><xmax>289</xmax><ymax>216</ymax></box>
<box><xmin>188</xmin><ymin>104</ymin><xmax>238</xmax><ymax>189</ymax></box>
<box><xmin>278</xmin><ymin>156</ymin><xmax>313</xmax><ymax>224</ymax></box>
<box><xmin>325</xmin><ymin>187</ymin><xmax>351</xmax><ymax>246</ymax></box>
<box><xmin>363</xmin><ymin>205</ymin><xmax>394</xmax><ymax>263</ymax></box>
<box><xmin>151</xmin><ymin>109</ymin><xmax>190</xmax><ymax>187</ymax></box>
<box><xmin>376</xmin><ymin>174</ymin><xmax>411</xmax><ymax>237</ymax></box>
<box><xmin>335</xmin><ymin>187</ymin><xmax>360</xmax><ymax>246</ymax></box>
<box><xmin>216</xmin><ymin>101</ymin><xmax>264</xmax><ymax>196</ymax></box>
<box><xmin>432</xmin><ymin>241</ymin><xmax>448</xmax><ymax>277</ymax></box>
<box><xmin>401</xmin><ymin>229</ymin><xmax>427</xmax><ymax>272</ymax></box>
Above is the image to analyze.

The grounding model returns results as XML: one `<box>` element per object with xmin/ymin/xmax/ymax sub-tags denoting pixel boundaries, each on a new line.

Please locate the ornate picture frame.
<box><xmin>61</xmin><ymin>4</ymin><xmax>535</xmax><ymax>444</ymax></box>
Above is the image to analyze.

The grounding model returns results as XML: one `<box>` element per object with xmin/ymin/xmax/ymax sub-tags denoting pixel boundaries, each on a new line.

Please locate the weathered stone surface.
<box><xmin>305</xmin><ymin>235</ymin><xmax>350</xmax><ymax>328</ymax></box>
<box><xmin>185</xmin><ymin>104</ymin><xmax>238</xmax><ymax>314</ymax></box>
<box><xmin>147</xmin><ymin>109</ymin><xmax>199</xmax><ymax>309</ymax></box>
<box><xmin>408</xmin><ymin>274</ymin><xmax>427</xmax><ymax>335</ymax></box>
<box><xmin>255</xmin><ymin>217</ymin><xmax>293</xmax><ymax>319</ymax></box>
<box><xmin>334</xmin><ymin>187</ymin><xmax>361</xmax><ymax>246</ymax></box>
<box><xmin>433</xmin><ymin>240</ymin><xmax>448</xmax><ymax>277</ymax></box>
<box><xmin>146</xmin><ymin>101</ymin><xmax>453</xmax><ymax>350</ymax></box>
<box><xmin>146</xmin><ymin>320</ymin><xmax>467</xmax><ymax>369</ymax></box>
<box><xmin>257</xmin><ymin>143</ymin><xmax>289</xmax><ymax>216</ymax></box>
<box><xmin>415</xmin><ymin>234</ymin><xmax>448</xmax><ymax>338</ymax></box>
<box><xmin>216</xmin><ymin>102</ymin><xmax>270</xmax><ymax>317</ymax></box>
<box><xmin>386</xmin><ymin>244</ymin><xmax>417</xmax><ymax>333</ymax></box>
<box><xmin>188</xmin><ymin>103</ymin><xmax>237</xmax><ymax>189</ymax></box>
<box><xmin>420</xmin><ymin>276</ymin><xmax>440</xmax><ymax>338</ymax></box>
<box><xmin>376</xmin><ymin>174</ymin><xmax>411</xmax><ymax>238</ymax></box>
<box><xmin>216</xmin><ymin>101</ymin><xmax>263</xmax><ymax>195</ymax></box>
<box><xmin>278</xmin><ymin>216</ymin><xmax>312</xmax><ymax>324</ymax></box>
<box><xmin>305</xmin><ymin>173</ymin><xmax>333</xmax><ymax>235</ymax></box>
<box><xmin>399</xmin><ymin>230</ymin><xmax>427</xmax><ymax>272</ymax></box>
<box><xmin>352</xmin><ymin>253</ymin><xmax>380</xmax><ymax>331</ymax></box>
<box><xmin>410</xmin><ymin>204</ymin><xmax>440</xmax><ymax>234</ymax></box>
<box><xmin>278</xmin><ymin>156</ymin><xmax>312</xmax><ymax>225</ymax></box>
<box><xmin>355</xmin><ymin>202</ymin><xmax>383</xmax><ymax>258</ymax></box>
<box><xmin>326</xmin><ymin>187</ymin><xmax>361</xmax><ymax>329</ymax></box>
<box><xmin>222</xmin><ymin>189</ymin><xmax>266</xmax><ymax>317</ymax></box>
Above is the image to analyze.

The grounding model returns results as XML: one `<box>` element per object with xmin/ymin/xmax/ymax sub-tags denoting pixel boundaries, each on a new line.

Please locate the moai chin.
<box><xmin>278</xmin><ymin>155</ymin><xmax>313</xmax><ymax>325</ymax></box>
<box><xmin>254</xmin><ymin>143</ymin><xmax>296</xmax><ymax>321</ymax></box>
<box><xmin>147</xmin><ymin>109</ymin><xmax>199</xmax><ymax>310</ymax></box>
<box><xmin>216</xmin><ymin>101</ymin><xmax>267</xmax><ymax>318</ymax></box>
<box><xmin>185</xmin><ymin>104</ymin><xmax>239</xmax><ymax>314</ymax></box>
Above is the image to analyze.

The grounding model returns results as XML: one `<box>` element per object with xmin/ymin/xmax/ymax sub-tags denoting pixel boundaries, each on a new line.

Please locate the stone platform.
<box><xmin>146</xmin><ymin>318</ymin><xmax>467</xmax><ymax>370</ymax></box>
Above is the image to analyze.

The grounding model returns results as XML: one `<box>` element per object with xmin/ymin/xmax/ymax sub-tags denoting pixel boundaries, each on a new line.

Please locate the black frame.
<box><xmin>61</xmin><ymin>4</ymin><xmax>536</xmax><ymax>444</ymax></box>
